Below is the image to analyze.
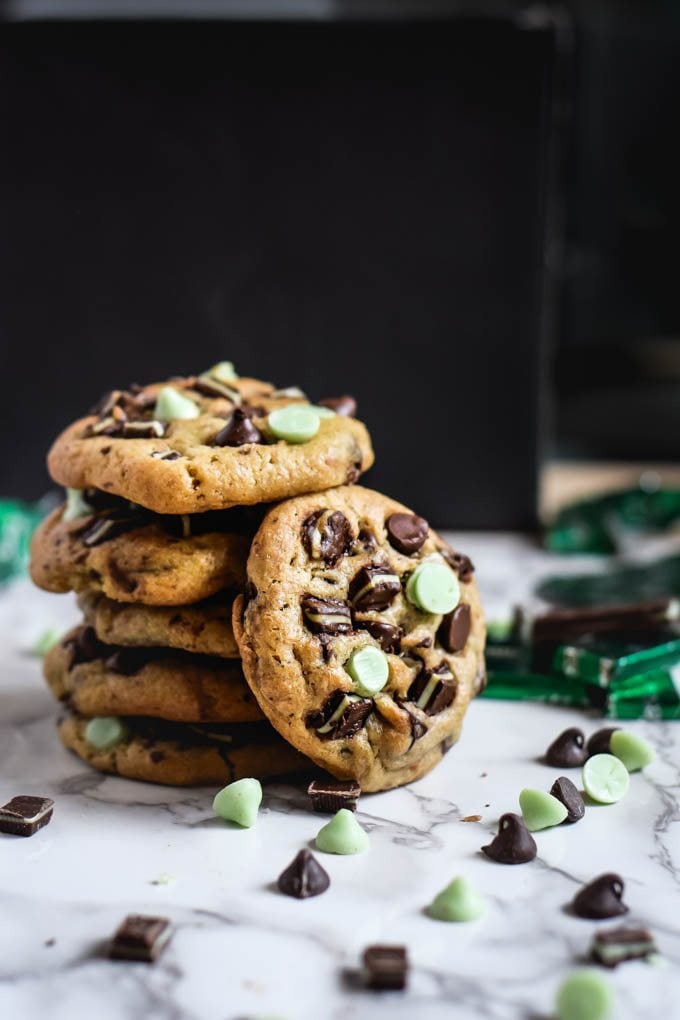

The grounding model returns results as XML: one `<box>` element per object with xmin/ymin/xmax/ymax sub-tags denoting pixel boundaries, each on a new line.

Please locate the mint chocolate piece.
<box><xmin>550</xmin><ymin>776</ymin><xmax>585</xmax><ymax>823</ymax></box>
<box><xmin>277</xmin><ymin>849</ymin><xmax>330</xmax><ymax>899</ymax></box>
<box><xmin>362</xmin><ymin>945</ymin><xmax>408</xmax><ymax>990</ymax></box>
<box><xmin>482</xmin><ymin>812</ymin><xmax>537</xmax><ymax>864</ymax></box>
<box><xmin>307</xmin><ymin>690</ymin><xmax>372</xmax><ymax>740</ymax></box>
<box><xmin>0</xmin><ymin>795</ymin><xmax>54</xmax><ymax>837</ymax></box>
<box><xmin>302</xmin><ymin>509</ymin><xmax>352</xmax><ymax>566</ymax></box>
<box><xmin>63</xmin><ymin>626</ymin><xmax>109</xmax><ymax>668</ymax></box>
<box><xmin>109</xmin><ymin>915</ymin><xmax>173</xmax><ymax>962</ymax></box>
<box><xmin>355</xmin><ymin>619</ymin><xmax>402</xmax><ymax>654</ymax></box>
<box><xmin>318</xmin><ymin>394</ymin><xmax>357</xmax><ymax>417</ymax></box>
<box><xmin>349</xmin><ymin>565</ymin><xmax>401</xmax><ymax>611</ymax></box>
<box><xmin>301</xmin><ymin>595</ymin><xmax>352</xmax><ymax>635</ymax></box>
<box><xmin>408</xmin><ymin>663</ymin><xmax>456</xmax><ymax>715</ymax></box>
<box><xmin>308</xmin><ymin>779</ymin><xmax>361</xmax><ymax>813</ymax></box>
<box><xmin>572</xmin><ymin>873</ymin><xmax>628</xmax><ymax>919</ymax></box>
<box><xmin>591</xmin><ymin>926</ymin><xmax>657</xmax><ymax>968</ymax></box>
<box><xmin>587</xmin><ymin>727</ymin><xmax>620</xmax><ymax>757</ymax></box>
<box><xmin>545</xmin><ymin>727</ymin><xmax>588</xmax><ymax>768</ymax></box>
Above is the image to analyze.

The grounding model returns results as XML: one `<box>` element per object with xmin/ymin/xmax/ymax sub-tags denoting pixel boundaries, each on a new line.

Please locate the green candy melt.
<box><xmin>315</xmin><ymin>808</ymin><xmax>369</xmax><ymax>855</ymax></box>
<box><xmin>208</xmin><ymin>361</ymin><xmax>238</xmax><ymax>382</ymax></box>
<box><xmin>84</xmin><ymin>716</ymin><xmax>128</xmax><ymax>750</ymax></box>
<box><xmin>213</xmin><ymin>777</ymin><xmax>262</xmax><ymax>828</ymax></box>
<box><xmin>427</xmin><ymin>876</ymin><xmax>486</xmax><ymax>922</ymax></box>
<box><xmin>154</xmin><ymin>386</ymin><xmax>200</xmax><ymax>423</ymax></box>
<box><xmin>556</xmin><ymin>970</ymin><xmax>613</xmax><ymax>1020</ymax></box>
<box><xmin>268</xmin><ymin>405</ymin><xmax>321</xmax><ymax>443</ymax></box>
<box><xmin>344</xmin><ymin>646</ymin><xmax>389</xmax><ymax>696</ymax></box>
<box><xmin>610</xmin><ymin>729</ymin><xmax>655</xmax><ymax>772</ymax></box>
<box><xmin>519</xmin><ymin>788</ymin><xmax>568</xmax><ymax>831</ymax></box>
<box><xmin>405</xmin><ymin>561</ymin><xmax>460</xmax><ymax>615</ymax></box>
<box><xmin>582</xmin><ymin>754</ymin><xmax>630</xmax><ymax>804</ymax></box>
<box><xmin>63</xmin><ymin>488</ymin><xmax>92</xmax><ymax>522</ymax></box>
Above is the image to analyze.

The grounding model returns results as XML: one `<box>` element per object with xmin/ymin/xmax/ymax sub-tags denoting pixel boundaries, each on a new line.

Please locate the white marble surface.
<box><xmin>1</xmin><ymin>534</ymin><xmax>679</xmax><ymax>1020</ymax></box>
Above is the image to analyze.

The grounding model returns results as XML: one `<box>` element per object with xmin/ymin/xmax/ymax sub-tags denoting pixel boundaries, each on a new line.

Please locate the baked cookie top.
<box><xmin>234</xmin><ymin>486</ymin><xmax>486</xmax><ymax>793</ymax></box>
<box><xmin>30</xmin><ymin>491</ymin><xmax>250</xmax><ymax>605</ymax></box>
<box><xmin>45</xmin><ymin>625</ymin><xmax>263</xmax><ymax>723</ymax></box>
<box><xmin>47</xmin><ymin>367</ymin><xmax>373</xmax><ymax>514</ymax></box>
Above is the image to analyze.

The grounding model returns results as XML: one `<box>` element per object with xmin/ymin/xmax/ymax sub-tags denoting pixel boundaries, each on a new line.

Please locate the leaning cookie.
<box><xmin>234</xmin><ymin>486</ymin><xmax>486</xmax><ymax>793</ymax></box>
<box><xmin>78</xmin><ymin>593</ymin><xmax>239</xmax><ymax>659</ymax></box>
<box><xmin>45</xmin><ymin>626</ymin><xmax>263</xmax><ymax>723</ymax></box>
<box><xmin>47</xmin><ymin>369</ymin><xmax>374</xmax><ymax>514</ymax></box>
<box><xmin>58</xmin><ymin>712</ymin><xmax>311</xmax><ymax>786</ymax></box>
<box><xmin>30</xmin><ymin>499</ymin><xmax>249</xmax><ymax>605</ymax></box>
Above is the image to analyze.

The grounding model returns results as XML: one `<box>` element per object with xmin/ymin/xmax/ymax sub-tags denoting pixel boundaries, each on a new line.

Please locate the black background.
<box><xmin>0</xmin><ymin>16</ymin><xmax>553</xmax><ymax>526</ymax></box>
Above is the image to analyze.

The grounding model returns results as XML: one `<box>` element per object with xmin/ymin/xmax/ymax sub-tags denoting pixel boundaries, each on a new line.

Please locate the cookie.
<box><xmin>234</xmin><ymin>486</ymin><xmax>486</xmax><ymax>793</ymax></box>
<box><xmin>45</xmin><ymin>626</ymin><xmax>263</xmax><ymax>723</ymax></box>
<box><xmin>78</xmin><ymin>592</ymin><xmax>239</xmax><ymax>658</ymax></box>
<box><xmin>58</xmin><ymin>712</ymin><xmax>311</xmax><ymax>786</ymax></box>
<box><xmin>47</xmin><ymin>371</ymin><xmax>374</xmax><ymax>514</ymax></box>
<box><xmin>30</xmin><ymin>498</ymin><xmax>249</xmax><ymax>605</ymax></box>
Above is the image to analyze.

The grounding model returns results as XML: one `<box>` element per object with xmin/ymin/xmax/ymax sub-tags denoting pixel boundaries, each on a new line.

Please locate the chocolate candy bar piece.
<box><xmin>591</xmin><ymin>926</ymin><xmax>657</xmax><ymax>968</ymax></box>
<box><xmin>0</xmin><ymin>795</ymin><xmax>54</xmax><ymax>837</ymax></box>
<box><xmin>109</xmin><ymin>915</ymin><xmax>173</xmax><ymax>962</ymax></box>
<box><xmin>307</xmin><ymin>778</ymin><xmax>361</xmax><ymax>813</ymax></box>
<box><xmin>524</xmin><ymin>599</ymin><xmax>680</xmax><ymax>644</ymax></box>
<box><xmin>362</xmin><ymin>945</ymin><xmax>408</xmax><ymax>990</ymax></box>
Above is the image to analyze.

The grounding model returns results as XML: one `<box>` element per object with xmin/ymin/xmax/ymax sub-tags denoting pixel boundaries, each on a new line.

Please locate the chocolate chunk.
<box><xmin>437</xmin><ymin>603</ymin><xmax>471</xmax><ymax>653</ymax></box>
<box><xmin>362</xmin><ymin>945</ymin><xmax>408</xmax><ymax>991</ymax></box>
<box><xmin>244</xmin><ymin>580</ymin><xmax>258</xmax><ymax>606</ymax></box>
<box><xmin>545</xmin><ymin>727</ymin><xmax>588</xmax><ymax>768</ymax></box>
<box><xmin>587</xmin><ymin>727</ymin><xmax>620</xmax><ymax>757</ymax></box>
<box><xmin>105</xmin><ymin>647</ymin><xmax>157</xmax><ymax>675</ymax></box>
<box><xmin>407</xmin><ymin>663</ymin><xmax>456</xmax><ymax>715</ymax></box>
<box><xmin>0</xmin><ymin>796</ymin><xmax>54</xmax><ymax>837</ymax></box>
<box><xmin>212</xmin><ymin>407</ymin><xmax>263</xmax><ymax>447</ymax></box>
<box><xmin>307</xmin><ymin>690</ymin><xmax>372</xmax><ymax>740</ymax></box>
<box><xmin>76</xmin><ymin>511</ymin><xmax>144</xmax><ymax>547</ymax></box>
<box><xmin>482</xmin><ymin>812</ymin><xmax>537</xmax><ymax>864</ymax></box>
<box><xmin>301</xmin><ymin>595</ymin><xmax>352</xmax><ymax>635</ymax></box>
<box><xmin>192</xmin><ymin>374</ymin><xmax>241</xmax><ymax>402</ymax></box>
<box><xmin>401</xmin><ymin>701</ymin><xmax>428</xmax><ymax>745</ymax></box>
<box><xmin>302</xmin><ymin>509</ymin><xmax>353</xmax><ymax>565</ymax></box>
<box><xmin>572</xmin><ymin>873</ymin><xmax>628</xmax><ymax>919</ymax></box>
<box><xmin>277</xmin><ymin>849</ymin><xmax>330</xmax><ymax>899</ymax></box>
<box><xmin>308</xmin><ymin>779</ymin><xmax>361</xmax><ymax>813</ymax></box>
<box><xmin>63</xmin><ymin>626</ymin><xmax>109</xmax><ymax>668</ymax></box>
<box><xmin>150</xmin><ymin>450</ymin><xmax>182</xmax><ymax>461</ymax></box>
<box><xmin>355</xmin><ymin>620</ymin><xmax>402</xmax><ymax>654</ymax></box>
<box><xmin>318</xmin><ymin>394</ymin><xmax>357</xmax><ymax>417</ymax></box>
<box><xmin>591</xmin><ymin>926</ymin><xmax>657</xmax><ymax>968</ymax></box>
<box><xmin>109</xmin><ymin>915</ymin><xmax>173</xmax><ymax>962</ymax></box>
<box><xmin>441</xmin><ymin>548</ymin><xmax>475</xmax><ymax>582</ymax></box>
<box><xmin>120</xmin><ymin>420</ymin><xmax>165</xmax><ymax>439</ymax></box>
<box><xmin>349</xmin><ymin>565</ymin><xmax>401</xmax><ymax>611</ymax></box>
<box><xmin>385</xmin><ymin>513</ymin><xmax>429</xmax><ymax>555</ymax></box>
<box><xmin>550</xmin><ymin>776</ymin><xmax>585</xmax><ymax>823</ymax></box>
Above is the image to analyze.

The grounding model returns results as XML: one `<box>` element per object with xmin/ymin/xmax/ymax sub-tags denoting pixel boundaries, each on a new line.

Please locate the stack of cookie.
<box><xmin>30</xmin><ymin>363</ymin><xmax>486</xmax><ymax>792</ymax></box>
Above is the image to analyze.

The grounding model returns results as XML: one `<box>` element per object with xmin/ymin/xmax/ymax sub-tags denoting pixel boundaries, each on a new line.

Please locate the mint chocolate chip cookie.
<box><xmin>233</xmin><ymin>486</ymin><xmax>486</xmax><ymax>793</ymax></box>
<box><xmin>47</xmin><ymin>371</ymin><xmax>374</xmax><ymax>514</ymax></box>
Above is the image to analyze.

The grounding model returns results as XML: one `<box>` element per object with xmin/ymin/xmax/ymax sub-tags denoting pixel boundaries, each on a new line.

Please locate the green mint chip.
<box><xmin>427</xmin><ymin>875</ymin><xmax>486</xmax><ymax>922</ymax></box>
<box><xmin>519</xmin><ymin>788</ymin><xmax>569</xmax><ymax>831</ymax></box>
<box><xmin>268</xmin><ymin>405</ymin><xmax>320</xmax><ymax>444</ymax></box>
<box><xmin>610</xmin><ymin>729</ymin><xmax>655</xmax><ymax>772</ymax></box>
<box><xmin>213</xmin><ymin>777</ymin><xmax>263</xmax><ymax>828</ymax></box>
<box><xmin>154</xmin><ymin>386</ymin><xmax>200</xmax><ymax>423</ymax></box>
<box><xmin>63</xmin><ymin>488</ymin><xmax>92</xmax><ymax>522</ymax></box>
<box><xmin>308</xmin><ymin>405</ymin><xmax>336</xmax><ymax>419</ymax></box>
<box><xmin>315</xmin><ymin>808</ymin><xmax>369</xmax><ymax>855</ymax></box>
<box><xmin>405</xmin><ymin>561</ymin><xmax>460</xmax><ymax>615</ymax></box>
<box><xmin>582</xmin><ymin>754</ymin><xmax>630</xmax><ymax>804</ymax></box>
<box><xmin>344</xmin><ymin>646</ymin><xmax>389</xmax><ymax>696</ymax></box>
<box><xmin>84</xmin><ymin>716</ymin><xmax>129</xmax><ymax>750</ymax></box>
<box><xmin>556</xmin><ymin>970</ymin><xmax>613</xmax><ymax>1020</ymax></box>
<box><xmin>209</xmin><ymin>361</ymin><xmax>238</xmax><ymax>383</ymax></box>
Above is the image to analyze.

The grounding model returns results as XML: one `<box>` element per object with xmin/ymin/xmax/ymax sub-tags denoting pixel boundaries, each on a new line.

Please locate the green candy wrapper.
<box><xmin>482</xmin><ymin>670</ymin><xmax>593</xmax><ymax>708</ymax></box>
<box><xmin>0</xmin><ymin>499</ymin><xmax>46</xmax><ymax>584</ymax></box>
<box><xmin>545</xmin><ymin>487</ymin><xmax>680</xmax><ymax>555</ymax></box>
<box><xmin>552</xmin><ymin>633</ymin><xmax>680</xmax><ymax>689</ymax></box>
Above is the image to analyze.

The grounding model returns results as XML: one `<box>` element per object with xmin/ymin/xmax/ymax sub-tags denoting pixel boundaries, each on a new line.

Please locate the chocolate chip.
<box><xmin>362</xmin><ymin>945</ymin><xmax>408</xmax><ymax>991</ymax></box>
<box><xmin>277</xmin><ymin>849</ymin><xmax>330</xmax><ymax>899</ymax></box>
<box><xmin>407</xmin><ymin>663</ymin><xmax>456</xmax><ymax>715</ymax></box>
<box><xmin>302</xmin><ymin>509</ymin><xmax>353</xmax><ymax>565</ymax></box>
<box><xmin>0</xmin><ymin>796</ymin><xmax>54</xmax><ymax>837</ymax></box>
<box><xmin>587</xmin><ymin>727</ymin><xmax>620</xmax><ymax>757</ymax></box>
<box><xmin>550</xmin><ymin>776</ymin><xmax>585</xmax><ymax>823</ymax></box>
<box><xmin>244</xmin><ymin>580</ymin><xmax>258</xmax><ymax>606</ymax></box>
<box><xmin>318</xmin><ymin>394</ymin><xmax>357</xmax><ymax>417</ymax></box>
<box><xmin>572</xmin><ymin>873</ymin><xmax>629</xmax><ymax>919</ymax></box>
<box><xmin>63</xmin><ymin>626</ymin><xmax>109</xmax><ymax>668</ymax></box>
<box><xmin>308</xmin><ymin>779</ymin><xmax>361</xmax><ymax>813</ymax></box>
<box><xmin>385</xmin><ymin>513</ymin><xmax>429</xmax><ymax>555</ymax></box>
<box><xmin>108</xmin><ymin>915</ymin><xmax>173</xmax><ymax>962</ymax></box>
<box><xmin>545</xmin><ymin>727</ymin><xmax>588</xmax><ymax>768</ymax></box>
<box><xmin>591</xmin><ymin>927</ymin><xmax>657</xmax><ymax>968</ymax></box>
<box><xmin>105</xmin><ymin>648</ymin><xmax>157</xmax><ymax>675</ymax></box>
<box><xmin>349</xmin><ymin>565</ymin><xmax>401</xmax><ymax>611</ymax></box>
<box><xmin>482</xmin><ymin>812</ymin><xmax>537</xmax><ymax>864</ymax></box>
<box><xmin>354</xmin><ymin>620</ymin><xmax>402</xmax><ymax>654</ymax></box>
<box><xmin>441</xmin><ymin>547</ymin><xmax>475</xmax><ymax>581</ymax></box>
<box><xmin>301</xmin><ymin>595</ymin><xmax>352</xmax><ymax>635</ymax></box>
<box><xmin>307</xmin><ymin>690</ymin><xmax>372</xmax><ymax>739</ymax></box>
<box><xmin>437</xmin><ymin>603</ymin><xmax>471</xmax><ymax>653</ymax></box>
<box><xmin>212</xmin><ymin>407</ymin><xmax>263</xmax><ymax>447</ymax></box>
